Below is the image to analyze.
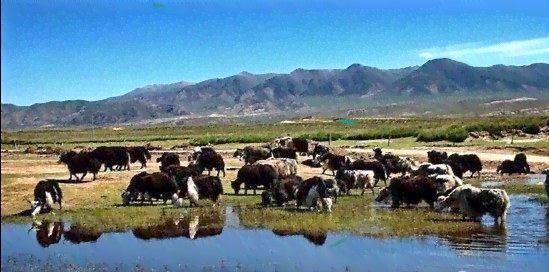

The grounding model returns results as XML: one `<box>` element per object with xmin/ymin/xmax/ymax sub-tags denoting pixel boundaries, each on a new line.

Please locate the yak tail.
<box><xmin>500</xmin><ymin>190</ymin><xmax>511</xmax><ymax>222</ymax></box>
<box><xmin>51</xmin><ymin>180</ymin><xmax>63</xmax><ymax>202</ymax></box>
<box><xmin>45</xmin><ymin>192</ymin><xmax>54</xmax><ymax>208</ymax></box>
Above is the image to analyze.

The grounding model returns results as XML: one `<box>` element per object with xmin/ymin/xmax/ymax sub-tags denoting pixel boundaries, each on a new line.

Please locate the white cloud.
<box><xmin>418</xmin><ymin>37</ymin><xmax>549</xmax><ymax>59</ymax></box>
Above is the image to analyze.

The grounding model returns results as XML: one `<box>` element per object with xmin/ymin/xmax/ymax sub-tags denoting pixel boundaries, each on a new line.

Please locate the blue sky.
<box><xmin>1</xmin><ymin>0</ymin><xmax>548</xmax><ymax>106</ymax></box>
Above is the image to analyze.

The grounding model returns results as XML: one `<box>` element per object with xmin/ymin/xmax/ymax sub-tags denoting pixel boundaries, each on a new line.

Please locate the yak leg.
<box><xmin>321</xmin><ymin>168</ymin><xmax>327</xmax><ymax>175</ymax></box>
<box><xmin>373</xmin><ymin>178</ymin><xmax>379</xmax><ymax>188</ymax></box>
<box><xmin>80</xmin><ymin>172</ymin><xmax>87</xmax><ymax>182</ymax></box>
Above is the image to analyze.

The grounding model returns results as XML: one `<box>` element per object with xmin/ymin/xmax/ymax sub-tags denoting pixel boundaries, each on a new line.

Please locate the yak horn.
<box><xmin>26</xmin><ymin>198</ymin><xmax>32</xmax><ymax>205</ymax></box>
<box><xmin>27</xmin><ymin>225</ymin><xmax>35</xmax><ymax>234</ymax></box>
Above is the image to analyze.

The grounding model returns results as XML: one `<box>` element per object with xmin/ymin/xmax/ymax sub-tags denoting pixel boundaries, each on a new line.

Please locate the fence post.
<box><xmin>329</xmin><ymin>132</ymin><xmax>332</xmax><ymax>147</ymax></box>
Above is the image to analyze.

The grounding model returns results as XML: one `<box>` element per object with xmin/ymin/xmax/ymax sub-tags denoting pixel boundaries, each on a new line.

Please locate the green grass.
<box><xmin>222</xmin><ymin>194</ymin><xmax>486</xmax><ymax>238</ymax></box>
<box><xmin>1</xmin><ymin>192</ymin><xmax>481</xmax><ymax>238</ymax></box>
<box><xmin>3</xmin><ymin>116</ymin><xmax>547</xmax><ymax>148</ymax></box>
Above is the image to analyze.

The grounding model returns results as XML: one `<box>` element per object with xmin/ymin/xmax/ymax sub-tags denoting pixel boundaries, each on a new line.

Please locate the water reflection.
<box><xmin>226</xmin><ymin>204</ymin><xmax>329</xmax><ymax>246</ymax></box>
<box><xmin>438</xmin><ymin>224</ymin><xmax>509</xmax><ymax>255</ymax></box>
<box><xmin>28</xmin><ymin>220</ymin><xmax>64</xmax><ymax>248</ymax></box>
<box><xmin>271</xmin><ymin>229</ymin><xmax>328</xmax><ymax>246</ymax></box>
<box><xmin>3</xmin><ymin>207</ymin><xmax>548</xmax><ymax>271</ymax></box>
<box><xmin>63</xmin><ymin>224</ymin><xmax>103</xmax><ymax>244</ymax></box>
<box><xmin>132</xmin><ymin>212</ymin><xmax>224</xmax><ymax>241</ymax></box>
<box><xmin>8</xmin><ymin>196</ymin><xmax>549</xmax><ymax>271</ymax></box>
<box><xmin>543</xmin><ymin>207</ymin><xmax>549</xmax><ymax>245</ymax></box>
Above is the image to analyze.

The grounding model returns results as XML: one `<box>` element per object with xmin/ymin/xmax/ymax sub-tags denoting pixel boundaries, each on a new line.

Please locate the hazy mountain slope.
<box><xmin>393</xmin><ymin>59</ymin><xmax>549</xmax><ymax>96</ymax></box>
<box><xmin>111</xmin><ymin>81</ymin><xmax>195</xmax><ymax>101</ymax></box>
<box><xmin>301</xmin><ymin>64</ymin><xmax>418</xmax><ymax>97</ymax></box>
<box><xmin>237</xmin><ymin>68</ymin><xmax>341</xmax><ymax>104</ymax></box>
<box><xmin>1</xmin><ymin>100</ymin><xmax>188</xmax><ymax>129</ymax></box>
<box><xmin>2</xmin><ymin>58</ymin><xmax>548</xmax><ymax>130</ymax></box>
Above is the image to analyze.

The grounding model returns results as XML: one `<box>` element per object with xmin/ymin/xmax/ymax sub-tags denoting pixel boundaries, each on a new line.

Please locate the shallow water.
<box><xmin>2</xmin><ymin>195</ymin><xmax>548</xmax><ymax>272</ymax></box>
<box><xmin>482</xmin><ymin>174</ymin><xmax>545</xmax><ymax>187</ymax></box>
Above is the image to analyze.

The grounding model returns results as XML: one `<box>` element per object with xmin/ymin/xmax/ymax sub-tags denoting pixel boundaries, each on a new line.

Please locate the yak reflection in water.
<box><xmin>28</xmin><ymin>212</ymin><xmax>224</xmax><ymax>247</ymax></box>
<box><xmin>132</xmin><ymin>212</ymin><xmax>224</xmax><ymax>241</ymax></box>
<box><xmin>271</xmin><ymin>229</ymin><xmax>328</xmax><ymax>246</ymax></box>
<box><xmin>63</xmin><ymin>224</ymin><xmax>103</xmax><ymax>244</ymax></box>
<box><xmin>228</xmin><ymin>205</ymin><xmax>329</xmax><ymax>246</ymax></box>
<box><xmin>437</xmin><ymin>224</ymin><xmax>509</xmax><ymax>255</ymax></box>
<box><xmin>28</xmin><ymin>220</ymin><xmax>64</xmax><ymax>248</ymax></box>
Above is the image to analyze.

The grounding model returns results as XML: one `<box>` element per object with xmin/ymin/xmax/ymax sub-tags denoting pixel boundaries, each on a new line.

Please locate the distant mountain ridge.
<box><xmin>2</xmin><ymin>58</ymin><xmax>549</xmax><ymax>129</ymax></box>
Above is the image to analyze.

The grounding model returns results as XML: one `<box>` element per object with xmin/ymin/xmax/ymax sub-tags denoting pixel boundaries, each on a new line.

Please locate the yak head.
<box><xmin>27</xmin><ymin>219</ymin><xmax>43</xmax><ymax>234</ymax></box>
<box><xmin>320</xmin><ymin>198</ymin><xmax>333</xmax><ymax>213</ymax></box>
<box><xmin>57</xmin><ymin>151</ymin><xmax>77</xmax><ymax>165</ymax></box>
<box><xmin>233</xmin><ymin>149</ymin><xmax>244</xmax><ymax>159</ymax></box>
<box><xmin>373</xmin><ymin>148</ymin><xmax>383</xmax><ymax>159</ymax></box>
<box><xmin>375</xmin><ymin>187</ymin><xmax>390</xmax><ymax>203</ymax></box>
<box><xmin>26</xmin><ymin>198</ymin><xmax>49</xmax><ymax>217</ymax></box>
<box><xmin>434</xmin><ymin>196</ymin><xmax>449</xmax><ymax>212</ymax></box>
<box><xmin>261</xmin><ymin>191</ymin><xmax>274</xmax><ymax>206</ymax></box>
<box><xmin>121</xmin><ymin>192</ymin><xmax>130</xmax><ymax>205</ymax></box>
<box><xmin>121</xmin><ymin>191</ymin><xmax>132</xmax><ymax>206</ymax></box>
<box><xmin>231</xmin><ymin>180</ymin><xmax>241</xmax><ymax>195</ymax></box>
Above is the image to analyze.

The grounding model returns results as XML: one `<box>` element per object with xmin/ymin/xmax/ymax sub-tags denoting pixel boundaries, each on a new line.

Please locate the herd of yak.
<box><xmin>25</xmin><ymin>136</ymin><xmax>549</xmax><ymax>225</ymax></box>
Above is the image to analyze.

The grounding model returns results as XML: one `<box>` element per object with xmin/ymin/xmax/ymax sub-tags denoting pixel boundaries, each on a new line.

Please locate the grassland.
<box><xmin>2</xmin><ymin>143</ymin><xmax>547</xmax><ymax>239</ymax></box>
<box><xmin>2</xmin><ymin>116</ymin><xmax>548</xmax><ymax>239</ymax></box>
<box><xmin>2</xmin><ymin>116</ymin><xmax>547</xmax><ymax>149</ymax></box>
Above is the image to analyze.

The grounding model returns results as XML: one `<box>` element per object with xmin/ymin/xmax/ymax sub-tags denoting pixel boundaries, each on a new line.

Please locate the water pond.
<box><xmin>2</xmin><ymin>195</ymin><xmax>548</xmax><ymax>272</ymax></box>
<box><xmin>482</xmin><ymin>174</ymin><xmax>546</xmax><ymax>187</ymax></box>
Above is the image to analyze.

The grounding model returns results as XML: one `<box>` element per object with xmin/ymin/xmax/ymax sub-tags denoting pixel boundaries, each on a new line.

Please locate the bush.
<box><xmin>446</xmin><ymin>128</ymin><xmax>468</xmax><ymax>143</ymax></box>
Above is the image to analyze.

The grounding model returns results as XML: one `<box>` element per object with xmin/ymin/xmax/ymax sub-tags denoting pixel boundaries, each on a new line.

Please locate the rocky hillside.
<box><xmin>2</xmin><ymin>58</ymin><xmax>548</xmax><ymax>130</ymax></box>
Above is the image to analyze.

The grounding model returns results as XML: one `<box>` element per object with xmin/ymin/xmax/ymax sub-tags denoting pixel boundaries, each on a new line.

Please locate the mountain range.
<box><xmin>2</xmin><ymin>58</ymin><xmax>548</xmax><ymax>130</ymax></box>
